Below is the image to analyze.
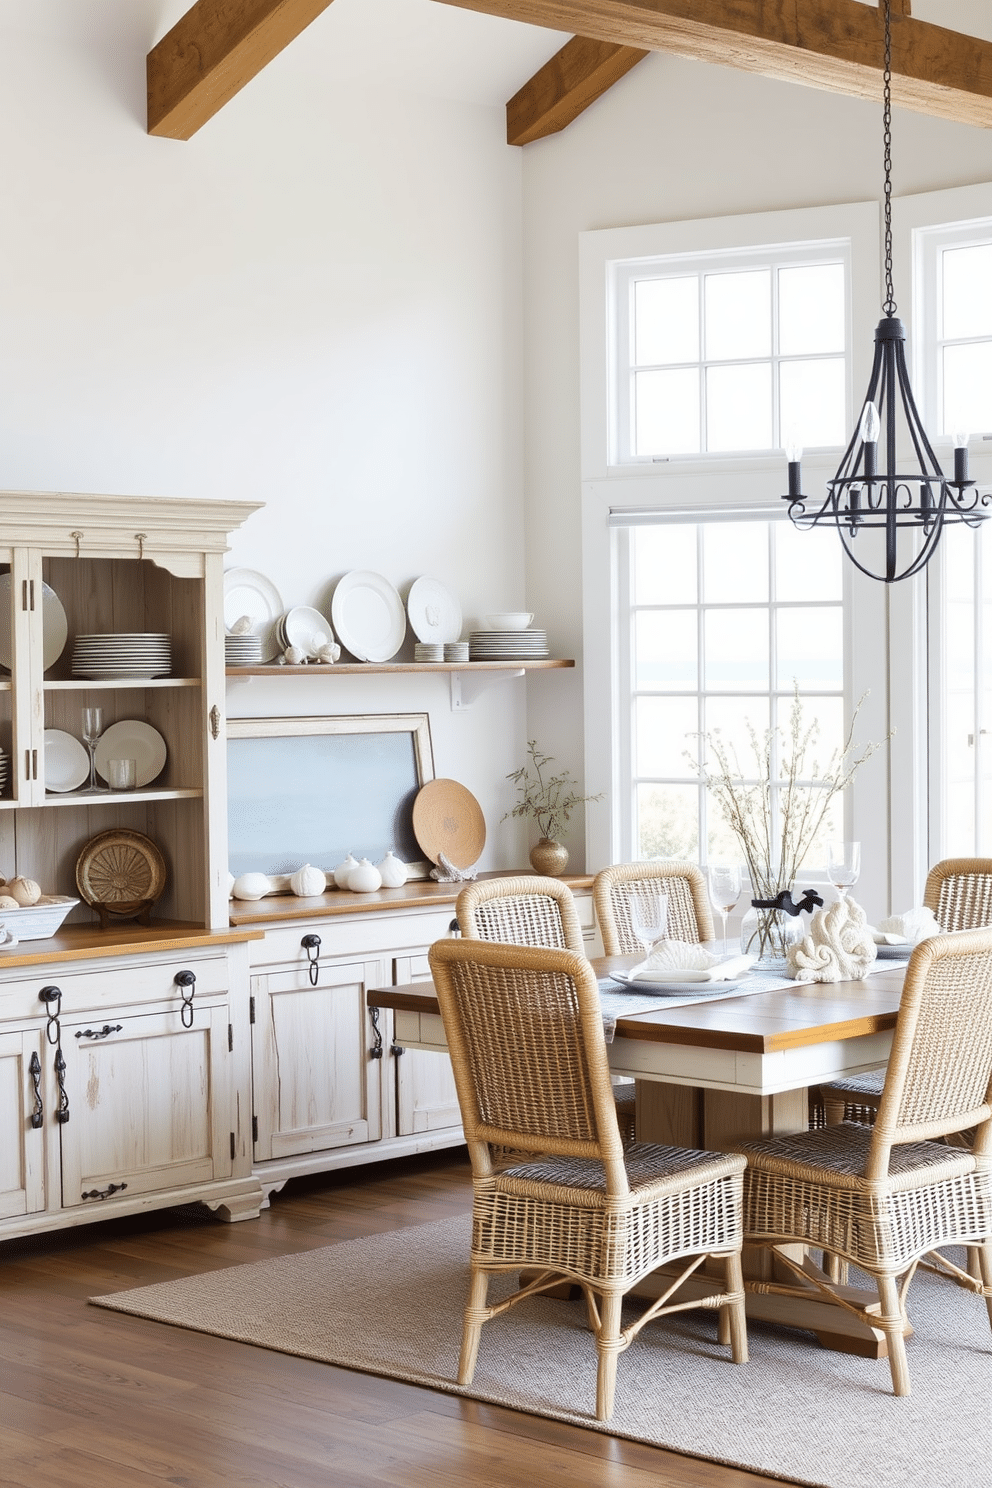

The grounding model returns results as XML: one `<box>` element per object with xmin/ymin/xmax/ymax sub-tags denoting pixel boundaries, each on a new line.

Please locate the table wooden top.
<box><xmin>369</xmin><ymin>953</ymin><xmax>907</xmax><ymax>1056</ymax></box>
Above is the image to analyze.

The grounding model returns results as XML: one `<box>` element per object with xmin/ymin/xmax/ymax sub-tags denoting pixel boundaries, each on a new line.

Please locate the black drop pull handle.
<box><xmin>174</xmin><ymin>969</ymin><xmax>196</xmax><ymax>1028</ymax></box>
<box><xmin>301</xmin><ymin>934</ymin><xmax>321</xmax><ymax>986</ymax></box>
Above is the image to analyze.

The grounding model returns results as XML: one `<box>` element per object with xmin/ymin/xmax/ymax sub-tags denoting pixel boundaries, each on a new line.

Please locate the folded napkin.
<box><xmin>628</xmin><ymin>939</ymin><xmax>756</xmax><ymax>983</ymax></box>
<box><xmin>870</xmin><ymin>907</ymin><xmax>944</xmax><ymax>946</ymax></box>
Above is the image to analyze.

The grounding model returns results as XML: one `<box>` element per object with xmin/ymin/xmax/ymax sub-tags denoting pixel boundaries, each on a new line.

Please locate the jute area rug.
<box><xmin>91</xmin><ymin>1216</ymin><xmax>991</xmax><ymax>1488</ymax></box>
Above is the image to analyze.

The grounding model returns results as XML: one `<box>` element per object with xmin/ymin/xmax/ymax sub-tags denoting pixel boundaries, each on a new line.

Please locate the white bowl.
<box><xmin>0</xmin><ymin>896</ymin><xmax>78</xmax><ymax>940</ymax></box>
<box><xmin>485</xmin><ymin>612</ymin><xmax>534</xmax><ymax>631</ymax></box>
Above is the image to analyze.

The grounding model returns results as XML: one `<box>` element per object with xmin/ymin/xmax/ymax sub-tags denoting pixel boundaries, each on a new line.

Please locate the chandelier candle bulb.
<box><xmin>785</xmin><ymin>438</ymin><xmax>803</xmax><ymax>497</ymax></box>
<box><xmin>859</xmin><ymin>401</ymin><xmax>880</xmax><ymax>479</ymax></box>
<box><xmin>954</xmin><ymin>434</ymin><xmax>970</xmax><ymax>485</ymax></box>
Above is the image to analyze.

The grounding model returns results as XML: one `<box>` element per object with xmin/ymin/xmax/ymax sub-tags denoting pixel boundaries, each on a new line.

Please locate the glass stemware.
<box><xmin>81</xmin><ymin>707</ymin><xmax>104</xmax><ymax>793</ymax></box>
<box><xmin>708</xmin><ymin>863</ymin><xmax>743</xmax><ymax>955</ymax></box>
<box><xmin>827</xmin><ymin>841</ymin><xmax>861</xmax><ymax>899</ymax></box>
<box><xmin>629</xmin><ymin>888</ymin><xmax>669</xmax><ymax>959</ymax></box>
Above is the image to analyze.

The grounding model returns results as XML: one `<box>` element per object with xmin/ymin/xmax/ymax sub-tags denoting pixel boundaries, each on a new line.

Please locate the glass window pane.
<box><xmin>704</xmin><ymin>270</ymin><xmax>771</xmax><ymax>360</ymax></box>
<box><xmin>702</xmin><ymin>522</ymin><xmax>768</xmax><ymax>604</ymax></box>
<box><xmin>635</xmin><ymin>609</ymin><xmax>697</xmax><ymax>690</ymax></box>
<box><xmin>633</xmin><ymin>525</ymin><xmax>697</xmax><ymax>605</ymax></box>
<box><xmin>779</xmin><ymin>357</ymin><xmax>846</xmax><ymax>448</ymax></box>
<box><xmin>775</xmin><ymin>522</ymin><xmax>843</xmax><ymax>602</ymax></box>
<box><xmin>634</xmin><ymin>276</ymin><xmax>699</xmax><ymax>366</ymax></box>
<box><xmin>636</xmin><ymin>696</ymin><xmax>698</xmax><ymax>777</ymax></box>
<box><xmin>634</xmin><ymin>367</ymin><xmax>700</xmax><ymax>455</ymax></box>
<box><xmin>706</xmin><ymin>363</ymin><xmax>772</xmax><ymax>452</ymax></box>
<box><xmin>776</xmin><ymin>606</ymin><xmax>842</xmax><ymax>689</ymax></box>
<box><xmin>704</xmin><ymin>609</ymin><xmax>769</xmax><ymax>690</ymax></box>
<box><xmin>942</xmin><ymin>342</ymin><xmax>992</xmax><ymax>435</ymax></box>
<box><xmin>778</xmin><ymin>263</ymin><xmax>845</xmax><ymax>356</ymax></box>
<box><xmin>636</xmin><ymin>783</ymin><xmax>699</xmax><ymax>860</ymax></box>
<box><xmin>942</xmin><ymin>243</ymin><xmax>992</xmax><ymax>341</ymax></box>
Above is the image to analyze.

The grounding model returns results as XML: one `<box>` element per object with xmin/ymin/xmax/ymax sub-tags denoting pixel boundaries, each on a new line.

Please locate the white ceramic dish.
<box><xmin>407</xmin><ymin>577</ymin><xmax>462</xmax><ymax>644</ymax></box>
<box><xmin>282</xmin><ymin>605</ymin><xmax>334</xmax><ymax>657</ymax></box>
<box><xmin>485</xmin><ymin>612</ymin><xmax>534</xmax><ymax>631</ymax></box>
<box><xmin>331</xmin><ymin>571</ymin><xmax>406</xmax><ymax>663</ymax></box>
<box><xmin>95</xmin><ymin>720</ymin><xmax>167</xmax><ymax>788</ymax></box>
<box><xmin>223</xmin><ymin>569</ymin><xmax>284</xmax><ymax>663</ymax></box>
<box><xmin>609</xmin><ymin>973</ymin><xmax>745</xmax><ymax>997</ymax></box>
<box><xmin>43</xmin><ymin>729</ymin><xmax>89</xmax><ymax>793</ymax></box>
<box><xmin>0</xmin><ymin>896</ymin><xmax>78</xmax><ymax>940</ymax></box>
<box><xmin>0</xmin><ymin>574</ymin><xmax>68</xmax><ymax>673</ymax></box>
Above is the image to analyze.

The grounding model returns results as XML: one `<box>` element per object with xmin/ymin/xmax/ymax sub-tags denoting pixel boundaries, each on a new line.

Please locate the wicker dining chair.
<box><xmin>732</xmin><ymin>925</ymin><xmax>992</xmax><ymax>1396</ymax></box>
<box><xmin>428</xmin><ymin>936</ymin><xmax>748</xmax><ymax>1421</ymax></box>
<box><xmin>593</xmin><ymin>861</ymin><xmax>715</xmax><ymax>957</ymax></box>
<box><xmin>821</xmin><ymin>858</ymin><xmax>992</xmax><ymax>1123</ymax></box>
<box><xmin>455</xmin><ymin>877</ymin><xmax>637</xmax><ymax>1144</ymax></box>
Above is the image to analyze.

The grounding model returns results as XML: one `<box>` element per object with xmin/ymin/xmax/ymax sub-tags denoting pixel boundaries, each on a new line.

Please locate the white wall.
<box><xmin>0</xmin><ymin>0</ymin><xmax>544</xmax><ymax>870</ymax></box>
<box><xmin>521</xmin><ymin>35</ymin><xmax>992</xmax><ymax>872</ymax></box>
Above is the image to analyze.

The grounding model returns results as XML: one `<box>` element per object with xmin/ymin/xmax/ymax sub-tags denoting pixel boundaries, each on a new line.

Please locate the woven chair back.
<box><xmin>593</xmin><ymin>862</ymin><xmax>714</xmax><ymax>956</ymax></box>
<box><xmin>868</xmin><ymin>926</ymin><xmax>992</xmax><ymax>1177</ymax></box>
<box><xmin>455</xmin><ymin>876</ymin><xmax>585</xmax><ymax>953</ymax></box>
<box><xmin>428</xmin><ymin>938</ymin><xmax>628</xmax><ymax>1188</ymax></box>
<box><xmin>924</xmin><ymin>857</ymin><xmax>992</xmax><ymax>931</ymax></box>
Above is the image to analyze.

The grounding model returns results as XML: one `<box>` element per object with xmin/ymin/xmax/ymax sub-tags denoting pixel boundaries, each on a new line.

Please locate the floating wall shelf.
<box><xmin>225</xmin><ymin>658</ymin><xmax>575</xmax><ymax>711</ymax></box>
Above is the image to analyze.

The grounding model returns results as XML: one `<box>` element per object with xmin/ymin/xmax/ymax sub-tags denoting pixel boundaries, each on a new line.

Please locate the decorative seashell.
<box><xmin>314</xmin><ymin>643</ymin><xmax>340</xmax><ymax>664</ymax></box>
<box><xmin>787</xmin><ymin>897</ymin><xmax>877</xmax><ymax>983</ymax></box>
<box><xmin>347</xmin><ymin>858</ymin><xmax>382</xmax><ymax>893</ymax></box>
<box><xmin>0</xmin><ymin>895</ymin><xmax>19</xmax><ymax>910</ymax></box>
<box><xmin>230</xmin><ymin>615</ymin><xmax>254</xmax><ymax>635</ymax></box>
<box><xmin>232</xmin><ymin>871</ymin><xmax>272</xmax><ymax>901</ymax></box>
<box><xmin>376</xmin><ymin>850</ymin><xmax>407</xmax><ymax>889</ymax></box>
<box><xmin>333</xmin><ymin>853</ymin><xmax>359</xmax><ymax>889</ymax></box>
<box><xmin>290</xmin><ymin>863</ymin><xmax>327</xmax><ymax>898</ymax></box>
<box><xmin>284</xmin><ymin>645</ymin><xmax>306</xmax><ymax>665</ymax></box>
<box><xmin>641</xmin><ymin>938</ymin><xmax>721</xmax><ymax>973</ymax></box>
<box><xmin>8</xmin><ymin>876</ymin><xmax>41</xmax><ymax>906</ymax></box>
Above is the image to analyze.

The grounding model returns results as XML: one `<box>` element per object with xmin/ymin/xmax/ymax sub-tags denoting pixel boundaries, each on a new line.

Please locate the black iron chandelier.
<box><xmin>782</xmin><ymin>0</ymin><xmax>989</xmax><ymax>583</ymax></box>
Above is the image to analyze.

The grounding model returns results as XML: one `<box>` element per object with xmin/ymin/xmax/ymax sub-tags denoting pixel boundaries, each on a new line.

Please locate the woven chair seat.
<box><xmin>497</xmin><ymin>1143</ymin><xmax>746</xmax><ymax>1206</ymax></box>
<box><xmin>735</xmin><ymin>1123</ymin><xmax>976</xmax><ymax>1193</ymax></box>
<box><xmin>822</xmin><ymin>1068</ymin><xmax>886</xmax><ymax>1100</ymax></box>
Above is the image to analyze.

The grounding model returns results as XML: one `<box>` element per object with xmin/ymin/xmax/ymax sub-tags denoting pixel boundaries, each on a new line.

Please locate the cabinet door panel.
<box><xmin>60</xmin><ymin>1006</ymin><xmax>232</xmax><ymax>1206</ymax></box>
<box><xmin>0</xmin><ymin>1030</ymin><xmax>46</xmax><ymax>1218</ymax></box>
<box><xmin>394</xmin><ymin>954</ymin><xmax>461</xmax><ymax>1137</ymax></box>
<box><xmin>252</xmin><ymin>960</ymin><xmax>383</xmax><ymax>1161</ymax></box>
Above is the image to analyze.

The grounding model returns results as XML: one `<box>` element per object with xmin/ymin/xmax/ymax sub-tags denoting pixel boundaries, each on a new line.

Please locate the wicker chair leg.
<box><xmin>721</xmin><ymin>1251</ymin><xmax>749</xmax><ymax>1364</ymax></box>
<box><xmin>595</xmin><ymin>1292</ymin><xmax>624</xmax><ymax>1422</ymax></box>
<box><xmin>876</xmin><ymin>1273</ymin><xmax>911</xmax><ymax>1396</ymax></box>
<box><xmin>458</xmin><ymin>1267</ymin><xmax>490</xmax><ymax>1385</ymax></box>
<box><xmin>824</xmin><ymin>1251</ymin><xmax>849</xmax><ymax>1286</ymax></box>
<box><xmin>979</xmin><ymin>1242</ymin><xmax>992</xmax><ymax>1330</ymax></box>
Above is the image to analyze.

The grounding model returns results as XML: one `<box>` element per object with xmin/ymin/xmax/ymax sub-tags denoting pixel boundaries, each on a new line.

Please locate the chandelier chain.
<box><xmin>882</xmin><ymin>0</ymin><xmax>895</xmax><ymax>314</ymax></box>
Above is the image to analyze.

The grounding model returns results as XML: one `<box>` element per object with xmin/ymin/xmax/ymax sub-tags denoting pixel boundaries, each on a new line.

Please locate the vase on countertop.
<box><xmin>529</xmin><ymin>838</ymin><xmax>569</xmax><ymax>877</ymax></box>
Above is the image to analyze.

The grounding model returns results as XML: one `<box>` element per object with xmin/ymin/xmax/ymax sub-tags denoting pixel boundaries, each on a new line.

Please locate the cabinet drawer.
<box><xmin>250</xmin><ymin>908</ymin><xmax>457</xmax><ymax>974</ymax></box>
<box><xmin>0</xmin><ymin>953</ymin><xmax>230</xmax><ymax>1024</ymax></box>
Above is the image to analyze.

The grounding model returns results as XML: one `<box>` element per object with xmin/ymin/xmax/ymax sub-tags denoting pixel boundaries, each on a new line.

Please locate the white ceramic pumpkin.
<box><xmin>232</xmin><ymin>871</ymin><xmax>272</xmax><ymax>901</ymax></box>
<box><xmin>376</xmin><ymin>850</ymin><xmax>407</xmax><ymax>888</ymax></box>
<box><xmin>333</xmin><ymin>853</ymin><xmax>359</xmax><ymax>889</ymax></box>
<box><xmin>290</xmin><ymin>863</ymin><xmax>326</xmax><ymax>898</ymax></box>
<box><xmin>347</xmin><ymin>858</ymin><xmax>382</xmax><ymax>893</ymax></box>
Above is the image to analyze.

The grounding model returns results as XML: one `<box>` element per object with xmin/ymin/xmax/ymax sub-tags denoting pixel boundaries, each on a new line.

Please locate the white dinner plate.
<box><xmin>282</xmin><ymin>605</ymin><xmax>334</xmax><ymax>657</ymax></box>
<box><xmin>331</xmin><ymin>571</ymin><xmax>406</xmax><ymax>663</ymax></box>
<box><xmin>407</xmin><ymin>577</ymin><xmax>462</xmax><ymax>645</ymax></box>
<box><xmin>0</xmin><ymin>574</ymin><xmax>68</xmax><ymax>673</ymax></box>
<box><xmin>44</xmin><ymin>729</ymin><xmax>89</xmax><ymax>793</ymax></box>
<box><xmin>95</xmin><ymin>720</ymin><xmax>167</xmax><ymax>788</ymax></box>
<box><xmin>609</xmin><ymin>973</ymin><xmax>746</xmax><ymax>997</ymax></box>
<box><xmin>223</xmin><ymin>569</ymin><xmax>284</xmax><ymax>663</ymax></box>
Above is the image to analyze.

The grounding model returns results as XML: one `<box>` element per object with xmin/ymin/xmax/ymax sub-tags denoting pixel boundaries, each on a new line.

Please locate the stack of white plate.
<box><xmin>71</xmin><ymin>634</ymin><xmax>172</xmax><ymax>679</ymax></box>
<box><xmin>469</xmin><ymin>628</ymin><xmax>549</xmax><ymax>661</ymax></box>
<box><xmin>415</xmin><ymin>642</ymin><xmax>444</xmax><ymax>663</ymax></box>
<box><xmin>225</xmin><ymin>634</ymin><xmax>263</xmax><ymax>666</ymax></box>
<box><xmin>0</xmin><ymin>749</ymin><xmax>8</xmax><ymax>795</ymax></box>
<box><xmin>444</xmin><ymin>641</ymin><xmax>469</xmax><ymax>662</ymax></box>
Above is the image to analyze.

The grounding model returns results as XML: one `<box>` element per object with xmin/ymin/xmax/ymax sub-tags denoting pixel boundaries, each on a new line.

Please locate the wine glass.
<box><xmin>708</xmin><ymin>863</ymin><xmax>742</xmax><ymax>955</ymax></box>
<box><xmin>827</xmin><ymin>841</ymin><xmax>861</xmax><ymax>899</ymax></box>
<box><xmin>629</xmin><ymin>887</ymin><xmax>668</xmax><ymax>959</ymax></box>
<box><xmin>81</xmin><ymin>707</ymin><xmax>104</xmax><ymax>793</ymax></box>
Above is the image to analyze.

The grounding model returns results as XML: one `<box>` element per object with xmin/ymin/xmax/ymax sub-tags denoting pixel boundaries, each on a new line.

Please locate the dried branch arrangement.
<box><xmin>503</xmin><ymin>740</ymin><xmax>603</xmax><ymax>843</ymax></box>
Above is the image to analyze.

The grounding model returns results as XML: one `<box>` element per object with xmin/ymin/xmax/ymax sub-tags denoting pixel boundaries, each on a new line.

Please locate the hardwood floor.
<box><xmin>0</xmin><ymin>1151</ymin><xmax>794</xmax><ymax>1488</ymax></box>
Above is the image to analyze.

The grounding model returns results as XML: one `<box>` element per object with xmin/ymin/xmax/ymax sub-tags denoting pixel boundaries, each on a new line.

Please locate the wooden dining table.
<box><xmin>369</xmin><ymin>952</ymin><xmax>908</xmax><ymax>1358</ymax></box>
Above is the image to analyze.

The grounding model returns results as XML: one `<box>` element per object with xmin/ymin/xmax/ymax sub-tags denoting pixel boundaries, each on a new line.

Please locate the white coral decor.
<box><xmin>786</xmin><ymin>896</ymin><xmax>877</xmax><ymax>983</ymax></box>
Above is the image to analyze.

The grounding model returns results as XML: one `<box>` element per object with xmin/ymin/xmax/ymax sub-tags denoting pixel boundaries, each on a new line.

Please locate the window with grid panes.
<box><xmin>627</xmin><ymin>516</ymin><xmax>845</xmax><ymax>869</ymax></box>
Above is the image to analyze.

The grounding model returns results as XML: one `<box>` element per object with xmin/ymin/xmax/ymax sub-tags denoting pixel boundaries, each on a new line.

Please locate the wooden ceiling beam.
<box><xmin>468</xmin><ymin>0</ymin><xmax>992</xmax><ymax>142</ymax></box>
<box><xmin>147</xmin><ymin>0</ymin><xmax>336</xmax><ymax>140</ymax></box>
<box><xmin>507</xmin><ymin>37</ymin><xmax>648</xmax><ymax>144</ymax></box>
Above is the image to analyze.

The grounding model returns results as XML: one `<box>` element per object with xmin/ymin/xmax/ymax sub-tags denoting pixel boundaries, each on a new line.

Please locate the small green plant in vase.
<box><xmin>503</xmin><ymin>740</ymin><xmax>603</xmax><ymax>877</ymax></box>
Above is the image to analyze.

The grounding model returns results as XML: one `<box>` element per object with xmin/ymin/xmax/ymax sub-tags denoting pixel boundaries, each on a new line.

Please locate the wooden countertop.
<box><xmin>371</xmin><ymin>954</ymin><xmax>906</xmax><ymax>1057</ymax></box>
<box><xmin>227</xmin><ymin>871</ymin><xmax>596</xmax><ymax>926</ymax></box>
<box><xmin>0</xmin><ymin>920</ymin><xmax>263</xmax><ymax>970</ymax></box>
